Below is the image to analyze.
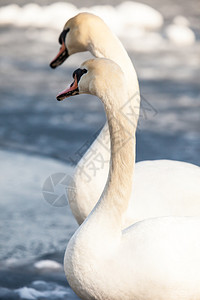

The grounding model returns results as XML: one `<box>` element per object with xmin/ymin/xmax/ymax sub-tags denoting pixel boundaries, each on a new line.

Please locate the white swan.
<box><xmin>56</xmin><ymin>58</ymin><xmax>200</xmax><ymax>300</ymax></box>
<box><xmin>51</xmin><ymin>13</ymin><xmax>200</xmax><ymax>227</ymax></box>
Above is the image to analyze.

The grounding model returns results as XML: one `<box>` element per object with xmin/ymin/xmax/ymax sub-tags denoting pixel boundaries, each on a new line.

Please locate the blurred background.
<box><xmin>0</xmin><ymin>1</ymin><xmax>199</xmax><ymax>299</ymax></box>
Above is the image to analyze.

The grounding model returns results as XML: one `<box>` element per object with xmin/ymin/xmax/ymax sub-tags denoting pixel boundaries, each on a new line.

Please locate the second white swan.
<box><xmin>51</xmin><ymin>13</ymin><xmax>200</xmax><ymax>227</ymax></box>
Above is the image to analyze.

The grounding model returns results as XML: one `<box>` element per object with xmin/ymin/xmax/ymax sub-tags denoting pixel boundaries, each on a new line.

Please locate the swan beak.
<box><xmin>50</xmin><ymin>41</ymin><xmax>69</xmax><ymax>69</ymax></box>
<box><xmin>56</xmin><ymin>75</ymin><xmax>79</xmax><ymax>101</ymax></box>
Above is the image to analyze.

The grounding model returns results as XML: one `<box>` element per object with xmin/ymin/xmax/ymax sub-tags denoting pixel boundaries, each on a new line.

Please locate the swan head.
<box><xmin>56</xmin><ymin>58</ymin><xmax>127</xmax><ymax>108</ymax></box>
<box><xmin>50</xmin><ymin>13</ymin><xmax>108</xmax><ymax>69</ymax></box>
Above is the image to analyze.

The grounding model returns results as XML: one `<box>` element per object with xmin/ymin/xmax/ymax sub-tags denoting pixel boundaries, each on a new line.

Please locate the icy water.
<box><xmin>0</xmin><ymin>1</ymin><xmax>200</xmax><ymax>299</ymax></box>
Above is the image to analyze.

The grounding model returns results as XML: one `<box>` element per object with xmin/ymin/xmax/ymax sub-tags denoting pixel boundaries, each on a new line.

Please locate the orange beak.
<box><xmin>56</xmin><ymin>75</ymin><xmax>79</xmax><ymax>101</ymax></box>
<box><xmin>50</xmin><ymin>41</ymin><xmax>69</xmax><ymax>69</ymax></box>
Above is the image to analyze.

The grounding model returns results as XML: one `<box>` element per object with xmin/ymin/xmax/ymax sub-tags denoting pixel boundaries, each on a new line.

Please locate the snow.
<box><xmin>166</xmin><ymin>17</ymin><xmax>195</xmax><ymax>46</ymax></box>
<box><xmin>17</xmin><ymin>287</ymin><xmax>40</xmax><ymax>300</ymax></box>
<box><xmin>16</xmin><ymin>285</ymin><xmax>69</xmax><ymax>300</ymax></box>
<box><xmin>34</xmin><ymin>259</ymin><xmax>63</xmax><ymax>270</ymax></box>
<box><xmin>0</xmin><ymin>280</ymin><xmax>78</xmax><ymax>300</ymax></box>
<box><xmin>0</xmin><ymin>2</ymin><xmax>196</xmax><ymax>50</ymax></box>
<box><xmin>116</xmin><ymin>1</ymin><xmax>163</xmax><ymax>30</ymax></box>
<box><xmin>0</xmin><ymin>2</ymin><xmax>163</xmax><ymax>32</ymax></box>
<box><xmin>0</xmin><ymin>148</ymin><xmax>79</xmax><ymax>267</ymax></box>
<box><xmin>0</xmin><ymin>149</ymin><xmax>72</xmax><ymax>202</ymax></box>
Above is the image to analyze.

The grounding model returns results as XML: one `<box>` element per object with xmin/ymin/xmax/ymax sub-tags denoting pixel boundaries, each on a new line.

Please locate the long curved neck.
<box><xmin>83</xmin><ymin>91</ymin><xmax>136</xmax><ymax>234</ymax></box>
<box><xmin>100</xmin><ymin>103</ymin><xmax>135</xmax><ymax>228</ymax></box>
<box><xmin>88</xmin><ymin>26</ymin><xmax>139</xmax><ymax>101</ymax></box>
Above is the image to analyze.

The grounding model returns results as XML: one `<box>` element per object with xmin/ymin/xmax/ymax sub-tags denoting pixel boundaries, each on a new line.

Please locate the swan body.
<box><xmin>56</xmin><ymin>58</ymin><xmax>200</xmax><ymax>300</ymax></box>
<box><xmin>66</xmin><ymin>217</ymin><xmax>200</xmax><ymax>300</ymax></box>
<box><xmin>51</xmin><ymin>13</ymin><xmax>200</xmax><ymax>227</ymax></box>
<box><xmin>70</xmin><ymin>159</ymin><xmax>200</xmax><ymax>227</ymax></box>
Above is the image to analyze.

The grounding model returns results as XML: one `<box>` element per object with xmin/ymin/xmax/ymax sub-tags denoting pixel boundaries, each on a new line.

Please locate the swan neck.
<box><xmin>101</xmin><ymin>99</ymin><xmax>135</xmax><ymax>226</ymax></box>
<box><xmin>88</xmin><ymin>29</ymin><xmax>138</xmax><ymax>99</ymax></box>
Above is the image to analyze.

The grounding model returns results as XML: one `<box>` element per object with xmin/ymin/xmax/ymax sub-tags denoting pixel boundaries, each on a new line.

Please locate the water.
<box><xmin>0</xmin><ymin>1</ymin><xmax>199</xmax><ymax>299</ymax></box>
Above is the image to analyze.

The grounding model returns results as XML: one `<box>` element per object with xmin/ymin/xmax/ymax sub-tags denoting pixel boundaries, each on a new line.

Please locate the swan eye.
<box><xmin>58</xmin><ymin>28</ymin><xmax>70</xmax><ymax>45</ymax></box>
<box><xmin>72</xmin><ymin>68</ymin><xmax>87</xmax><ymax>82</ymax></box>
<box><xmin>80</xmin><ymin>68</ymin><xmax>87</xmax><ymax>76</ymax></box>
